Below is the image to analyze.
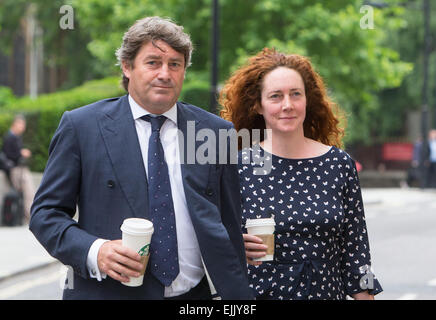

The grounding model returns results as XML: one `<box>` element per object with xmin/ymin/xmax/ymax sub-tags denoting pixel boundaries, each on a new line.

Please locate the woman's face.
<box><xmin>258</xmin><ymin>66</ymin><xmax>306</xmax><ymax>136</ymax></box>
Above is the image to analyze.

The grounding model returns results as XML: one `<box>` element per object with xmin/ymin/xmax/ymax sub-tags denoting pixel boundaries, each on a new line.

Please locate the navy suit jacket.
<box><xmin>29</xmin><ymin>95</ymin><xmax>253</xmax><ymax>299</ymax></box>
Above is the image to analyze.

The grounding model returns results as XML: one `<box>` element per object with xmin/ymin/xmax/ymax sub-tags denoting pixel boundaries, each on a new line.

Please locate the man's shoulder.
<box><xmin>67</xmin><ymin>95</ymin><xmax>125</xmax><ymax>118</ymax></box>
<box><xmin>2</xmin><ymin>130</ymin><xmax>15</xmax><ymax>140</ymax></box>
<box><xmin>177</xmin><ymin>101</ymin><xmax>233</xmax><ymax>129</ymax></box>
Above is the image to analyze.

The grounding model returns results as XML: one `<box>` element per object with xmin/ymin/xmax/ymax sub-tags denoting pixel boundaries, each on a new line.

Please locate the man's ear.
<box><xmin>121</xmin><ymin>60</ymin><xmax>132</xmax><ymax>79</ymax></box>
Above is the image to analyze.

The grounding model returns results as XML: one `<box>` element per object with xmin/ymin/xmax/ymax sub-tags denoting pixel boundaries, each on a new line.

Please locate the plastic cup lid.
<box><xmin>245</xmin><ymin>218</ymin><xmax>275</xmax><ymax>228</ymax></box>
<box><xmin>120</xmin><ymin>218</ymin><xmax>154</xmax><ymax>235</ymax></box>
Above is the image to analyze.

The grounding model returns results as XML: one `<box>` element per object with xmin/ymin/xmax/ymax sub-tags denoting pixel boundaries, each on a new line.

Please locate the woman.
<box><xmin>220</xmin><ymin>48</ymin><xmax>382</xmax><ymax>300</ymax></box>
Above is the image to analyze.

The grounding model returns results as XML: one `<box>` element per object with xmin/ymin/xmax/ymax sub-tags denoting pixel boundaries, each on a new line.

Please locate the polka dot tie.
<box><xmin>142</xmin><ymin>115</ymin><xmax>179</xmax><ymax>286</ymax></box>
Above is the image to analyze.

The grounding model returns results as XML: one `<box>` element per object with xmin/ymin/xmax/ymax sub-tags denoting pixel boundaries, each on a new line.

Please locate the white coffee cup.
<box><xmin>120</xmin><ymin>218</ymin><xmax>154</xmax><ymax>287</ymax></box>
<box><xmin>245</xmin><ymin>217</ymin><xmax>275</xmax><ymax>261</ymax></box>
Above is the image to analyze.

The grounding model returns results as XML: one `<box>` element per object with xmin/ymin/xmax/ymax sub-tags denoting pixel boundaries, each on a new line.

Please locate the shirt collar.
<box><xmin>128</xmin><ymin>94</ymin><xmax>177</xmax><ymax>124</ymax></box>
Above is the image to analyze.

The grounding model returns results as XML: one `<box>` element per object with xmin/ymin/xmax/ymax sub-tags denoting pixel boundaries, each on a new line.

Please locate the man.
<box><xmin>427</xmin><ymin>129</ymin><xmax>436</xmax><ymax>188</ymax></box>
<box><xmin>30</xmin><ymin>16</ymin><xmax>252</xmax><ymax>300</ymax></box>
<box><xmin>2</xmin><ymin>115</ymin><xmax>35</xmax><ymax>223</ymax></box>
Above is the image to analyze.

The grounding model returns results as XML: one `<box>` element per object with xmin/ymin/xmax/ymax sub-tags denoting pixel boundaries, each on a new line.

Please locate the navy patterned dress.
<box><xmin>238</xmin><ymin>144</ymin><xmax>383</xmax><ymax>300</ymax></box>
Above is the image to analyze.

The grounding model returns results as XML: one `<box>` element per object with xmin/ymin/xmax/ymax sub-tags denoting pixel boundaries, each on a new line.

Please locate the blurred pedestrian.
<box><xmin>1</xmin><ymin>114</ymin><xmax>35</xmax><ymax>223</ymax></box>
<box><xmin>220</xmin><ymin>48</ymin><xmax>383</xmax><ymax>300</ymax></box>
<box><xmin>405</xmin><ymin>138</ymin><xmax>423</xmax><ymax>188</ymax></box>
<box><xmin>427</xmin><ymin>129</ymin><xmax>436</xmax><ymax>188</ymax></box>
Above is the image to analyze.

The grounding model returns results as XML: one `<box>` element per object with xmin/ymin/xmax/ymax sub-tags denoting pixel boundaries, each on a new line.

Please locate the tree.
<box><xmin>0</xmin><ymin>0</ymin><xmax>97</xmax><ymax>93</ymax></box>
<box><xmin>377</xmin><ymin>0</ymin><xmax>436</xmax><ymax>140</ymax></box>
<box><xmin>2</xmin><ymin>0</ymin><xmax>414</xmax><ymax>145</ymax></box>
<box><xmin>220</xmin><ymin>0</ymin><xmax>413</xmax><ymax>144</ymax></box>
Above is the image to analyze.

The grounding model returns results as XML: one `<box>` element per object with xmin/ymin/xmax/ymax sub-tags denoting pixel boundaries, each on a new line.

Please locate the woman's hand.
<box><xmin>352</xmin><ymin>291</ymin><xmax>375</xmax><ymax>300</ymax></box>
<box><xmin>243</xmin><ymin>234</ymin><xmax>268</xmax><ymax>266</ymax></box>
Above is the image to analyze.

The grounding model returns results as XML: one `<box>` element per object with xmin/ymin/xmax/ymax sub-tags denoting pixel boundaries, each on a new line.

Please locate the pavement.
<box><xmin>0</xmin><ymin>225</ymin><xmax>57</xmax><ymax>281</ymax></box>
<box><xmin>0</xmin><ymin>171</ymin><xmax>53</xmax><ymax>282</ymax></box>
<box><xmin>0</xmin><ymin>186</ymin><xmax>435</xmax><ymax>283</ymax></box>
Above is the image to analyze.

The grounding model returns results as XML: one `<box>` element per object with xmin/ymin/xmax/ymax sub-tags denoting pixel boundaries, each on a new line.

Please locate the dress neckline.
<box><xmin>255</xmin><ymin>143</ymin><xmax>335</xmax><ymax>162</ymax></box>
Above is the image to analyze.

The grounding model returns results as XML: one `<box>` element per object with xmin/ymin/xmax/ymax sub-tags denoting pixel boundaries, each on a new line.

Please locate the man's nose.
<box><xmin>157</xmin><ymin>64</ymin><xmax>171</xmax><ymax>81</ymax></box>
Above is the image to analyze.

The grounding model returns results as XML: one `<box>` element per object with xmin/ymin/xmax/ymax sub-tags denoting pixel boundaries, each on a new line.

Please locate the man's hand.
<box><xmin>97</xmin><ymin>240</ymin><xmax>145</xmax><ymax>283</ymax></box>
<box><xmin>21</xmin><ymin>148</ymin><xmax>32</xmax><ymax>158</ymax></box>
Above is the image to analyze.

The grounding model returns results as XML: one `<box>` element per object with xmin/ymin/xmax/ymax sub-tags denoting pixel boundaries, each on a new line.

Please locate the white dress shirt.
<box><xmin>86</xmin><ymin>95</ymin><xmax>205</xmax><ymax>297</ymax></box>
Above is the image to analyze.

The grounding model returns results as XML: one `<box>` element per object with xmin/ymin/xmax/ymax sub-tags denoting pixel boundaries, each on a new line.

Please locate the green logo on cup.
<box><xmin>138</xmin><ymin>244</ymin><xmax>150</xmax><ymax>256</ymax></box>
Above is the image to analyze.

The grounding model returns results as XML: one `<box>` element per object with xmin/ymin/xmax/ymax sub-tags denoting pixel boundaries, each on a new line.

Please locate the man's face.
<box><xmin>122</xmin><ymin>40</ymin><xmax>186</xmax><ymax>114</ymax></box>
<box><xmin>13</xmin><ymin>119</ymin><xmax>26</xmax><ymax>135</ymax></box>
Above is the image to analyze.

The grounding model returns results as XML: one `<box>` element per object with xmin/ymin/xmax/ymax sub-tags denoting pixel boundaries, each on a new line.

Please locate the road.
<box><xmin>0</xmin><ymin>262</ymin><xmax>63</xmax><ymax>300</ymax></box>
<box><xmin>362</xmin><ymin>188</ymin><xmax>436</xmax><ymax>300</ymax></box>
<box><xmin>0</xmin><ymin>188</ymin><xmax>435</xmax><ymax>300</ymax></box>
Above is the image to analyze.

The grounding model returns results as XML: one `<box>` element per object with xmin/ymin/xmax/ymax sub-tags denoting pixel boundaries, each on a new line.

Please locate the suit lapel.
<box><xmin>97</xmin><ymin>95</ymin><xmax>149</xmax><ymax>219</ymax></box>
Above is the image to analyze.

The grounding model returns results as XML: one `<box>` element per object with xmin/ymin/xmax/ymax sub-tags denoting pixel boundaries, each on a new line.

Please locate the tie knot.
<box><xmin>142</xmin><ymin>115</ymin><xmax>167</xmax><ymax>132</ymax></box>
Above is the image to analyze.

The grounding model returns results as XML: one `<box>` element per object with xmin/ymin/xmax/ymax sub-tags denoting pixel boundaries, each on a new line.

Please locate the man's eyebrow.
<box><xmin>142</xmin><ymin>55</ymin><xmax>183</xmax><ymax>63</ymax></box>
<box><xmin>169</xmin><ymin>57</ymin><xmax>184</xmax><ymax>63</ymax></box>
<box><xmin>143</xmin><ymin>54</ymin><xmax>162</xmax><ymax>61</ymax></box>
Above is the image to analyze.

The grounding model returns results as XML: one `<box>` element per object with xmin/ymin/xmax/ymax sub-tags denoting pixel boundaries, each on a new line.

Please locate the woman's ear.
<box><xmin>254</xmin><ymin>101</ymin><xmax>263</xmax><ymax>115</ymax></box>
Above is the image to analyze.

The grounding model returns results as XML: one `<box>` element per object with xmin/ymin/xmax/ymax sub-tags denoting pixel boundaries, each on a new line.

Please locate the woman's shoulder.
<box><xmin>329</xmin><ymin>146</ymin><xmax>357</xmax><ymax>166</ymax></box>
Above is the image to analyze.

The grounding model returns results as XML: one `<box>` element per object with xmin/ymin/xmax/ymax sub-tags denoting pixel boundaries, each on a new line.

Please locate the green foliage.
<box><xmin>376</xmin><ymin>0</ymin><xmax>436</xmax><ymax>139</ymax></box>
<box><xmin>0</xmin><ymin>86</ymin><xmax>16</xmax><ymax>108</ymax></box>
<box><xmin>0</xmin><ymin>74</ymin><xmax>210</xmax><ymax>172</ymax></box>
<box><xmin>0</xmin><ymin>0</ymin><xmax>421</xmax><ymax>149</ymax></box>
<box><xmin>224</xmin><ymin>1</ymin><xmax>413</xmax><ymax>144</ymax></box>
<box><xmin>180</xmin><ymin>71</ymin><xmax>210</xmax><ymax>111</ymax></box>
<box><xmin>71</xmin><ymin>0</ymin><xmax>190</xmax><ymax>76</ymax></box>
<box><xmin>0</xmin><ymin>77</ymin><xmax>125</xmax><ymax>171</ymax></box>
<box><xmin>0</xmin><ymin>0</ymin><xmax>29</xmax><ymax>55</ymax></box>
<box><xmin>0</xmin><ymin>0</ymin><xmax>97</xmax><ymax>89</ymax></box>
<box><xmin>66</xmin><ymin>0</ymin><xmax>414</xmax><ymax>144</ymax></box>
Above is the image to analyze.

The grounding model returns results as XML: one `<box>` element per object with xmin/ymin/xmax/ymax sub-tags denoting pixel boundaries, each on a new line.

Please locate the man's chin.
<box><xmin>146</xmin><ymin>98</ymin><xmax>177</xmax><ymax>113</ymax></box>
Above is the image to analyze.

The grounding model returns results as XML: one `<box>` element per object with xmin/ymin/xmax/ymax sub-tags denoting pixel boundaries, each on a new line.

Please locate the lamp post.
<box><xmin>209</xmin><ymin>0</ymin><xmax>219</xmax><ymax>115</ymax></box>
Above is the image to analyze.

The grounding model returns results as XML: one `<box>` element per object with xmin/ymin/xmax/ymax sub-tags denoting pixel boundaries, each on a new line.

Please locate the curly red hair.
<box><xmin>219</xmin><ymin>48</ymin><xmax>345</xmax><ymax>148</ymax></box>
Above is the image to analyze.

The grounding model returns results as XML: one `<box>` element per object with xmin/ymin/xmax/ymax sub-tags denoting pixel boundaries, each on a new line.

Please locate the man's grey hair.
<box><xmin>115</xmin><ymin>16</ymin><xmax>193</xmax><ymax>91</ymax></box>
<box><xmin>13</xmin><ymin>114</ymin><xmax>26</xmax><ymax>124</ymax></box>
